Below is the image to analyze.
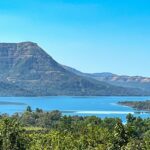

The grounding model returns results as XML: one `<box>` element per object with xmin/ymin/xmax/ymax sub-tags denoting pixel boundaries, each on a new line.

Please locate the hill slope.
<box><xmin>63</xmin><ymin>66</ymin><xmax>150</xmax><ymax>93</ymax></box>
<box><xmin>0</xmin><ymin>42</ymin><xmax>147</xmax><ymax>96</ymax></box>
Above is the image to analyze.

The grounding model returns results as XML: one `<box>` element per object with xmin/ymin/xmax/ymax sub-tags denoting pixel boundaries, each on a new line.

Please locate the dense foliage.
<box><xmin>118</xmin><ymin>100</ymin><xmax>150</xmax><ymax>111</ymax></box>
<box><xmin>0</xmin><ymin>107</ymin><xmax>149</xmax><ymax>150</ymax></box>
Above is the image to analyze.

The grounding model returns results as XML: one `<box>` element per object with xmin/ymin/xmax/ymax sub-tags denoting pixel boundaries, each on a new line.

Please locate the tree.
<box><xmin>110</xmin><ymin>121</ymin><xmax>128</xmax><ymax>150</ymax></box>
<box><xmin>122</xmin><ymin>139</ymin><xmax>146</xmax><ymax>150</ymax></box>
<box><xmin>126</xmin><ymin>114</ymin><xmax>136</xmax><ymax>124</ymax></box>
<box><xmin>26</xmin><ymin>106</ymin><xmax>32</xmax><ymax>112</ymax></box>
<box><xmin>0</xmin><ymin>118</ymin><xmax>28</xmax><ymax>150</ymax></box>
<box><xmin>143</xmin><ymin>130</ymin><xmax>150</xmax><ymax>150</ymax></box>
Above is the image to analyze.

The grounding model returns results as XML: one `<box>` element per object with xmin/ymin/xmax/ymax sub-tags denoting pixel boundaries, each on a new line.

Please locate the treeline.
<box><xmin>118</xmin><ymin>100</ymin><xmax>150</xmax><ymax>111</ymax></box>
<box><xmin>0</xmin><ymin>106</ymin><xmax>149</xmax><ymax>150</ymax></box>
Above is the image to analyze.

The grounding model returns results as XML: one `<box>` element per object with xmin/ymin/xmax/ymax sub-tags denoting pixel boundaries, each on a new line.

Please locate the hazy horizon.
<box><xmin>0</xmin><ymin>0</ymin><xmax>150</xmax><ymax>76</ymax></box>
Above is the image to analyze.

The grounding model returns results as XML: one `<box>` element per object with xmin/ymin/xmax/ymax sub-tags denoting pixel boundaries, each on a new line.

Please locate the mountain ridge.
<box><xmin>0</xmin><ymin>42</ymin><xmax>148</xmax><ymax>96</ymax></box>
<box><xmin>63</xmin><ymin>66</ymin><xmax>150</xmax><ymax>92</ymax></box>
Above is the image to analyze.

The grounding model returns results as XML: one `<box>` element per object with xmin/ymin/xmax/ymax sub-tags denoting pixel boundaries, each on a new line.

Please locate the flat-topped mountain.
<box><xmin>0</xmin><ymin>42</ymin><xmax>148</xmax><ymax>96</ymax></box>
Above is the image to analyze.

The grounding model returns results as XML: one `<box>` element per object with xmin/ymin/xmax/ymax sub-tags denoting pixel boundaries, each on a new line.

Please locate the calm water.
<box><xmin>0</xmin><ymin>96</ymin><xmax>149</xmax><ymax>122</ymax></box>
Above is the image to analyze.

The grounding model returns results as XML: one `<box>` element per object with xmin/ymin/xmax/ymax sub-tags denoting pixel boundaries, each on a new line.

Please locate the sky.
<box><xmin>0</xmin><ymin>0</ymin><xmax>150</xmax><ymax>76</ymax></box>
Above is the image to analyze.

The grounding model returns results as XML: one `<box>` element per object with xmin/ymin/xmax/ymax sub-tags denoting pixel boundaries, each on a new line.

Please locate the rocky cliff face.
<box><xmin>98</xmin><ymin>75</ymin><xmax>150</xmax><ymax>92</ymax></box>
<box><xmin>0</xmin><ymin>42</ymin><xmax>148</xmax><ymax>96</ymax></box>
<box><xmin>0</xmin><ymin>42</ymin><xmax>65</xmax><ymax>79</ymax></box>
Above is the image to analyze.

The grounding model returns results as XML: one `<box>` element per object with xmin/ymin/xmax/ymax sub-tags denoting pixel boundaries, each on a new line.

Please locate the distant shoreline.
<box><xmin>118</xmin><ymin>100</ymin><xmax>150</xmax><ymax>112</ymax></box>
<box><xmin>0</xmin><ymin>101</ymin><xmax>26</xmax><ymax>106</ymax></box>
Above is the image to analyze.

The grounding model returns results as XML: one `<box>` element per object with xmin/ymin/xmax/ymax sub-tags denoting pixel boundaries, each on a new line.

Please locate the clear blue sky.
<box><xmin>0</xmin><ymin>0</ymin><xmax>150</xmax><ymax>76</ymax></box>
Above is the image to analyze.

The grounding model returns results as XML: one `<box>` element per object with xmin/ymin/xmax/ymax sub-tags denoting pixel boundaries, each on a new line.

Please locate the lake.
<box><xmin>0</xmin><ymin>96</ymin><xmax>149</xmax><ymax>122</ymax></box>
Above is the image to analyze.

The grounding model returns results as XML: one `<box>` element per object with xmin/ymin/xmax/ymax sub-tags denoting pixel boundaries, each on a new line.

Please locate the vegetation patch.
<box><xmin>118</xmin><ymin>100</ymin><xmax>150</xmax><ymax>111</ymax></box>
<box><xmin>0</xmin><ymin>106</ymin><xmax>149</xmax><ymax>149</ymax></box>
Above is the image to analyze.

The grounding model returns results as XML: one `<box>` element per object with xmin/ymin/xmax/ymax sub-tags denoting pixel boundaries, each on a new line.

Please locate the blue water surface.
<box><xmin>0</xmin><ymin>96</ymin><xmax>149</xmax><ymax>122</ymax></box>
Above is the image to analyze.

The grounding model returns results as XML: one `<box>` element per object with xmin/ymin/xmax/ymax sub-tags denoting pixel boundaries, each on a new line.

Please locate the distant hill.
<box><xmin>0</xmin><ymin>42</ymin><xmax>148</xmax><ymax>96</ymax></box>
<box><xmin>64</xmin><ymin>66</ymin><xmax>150</xmax><ymax>93</ymax></box>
